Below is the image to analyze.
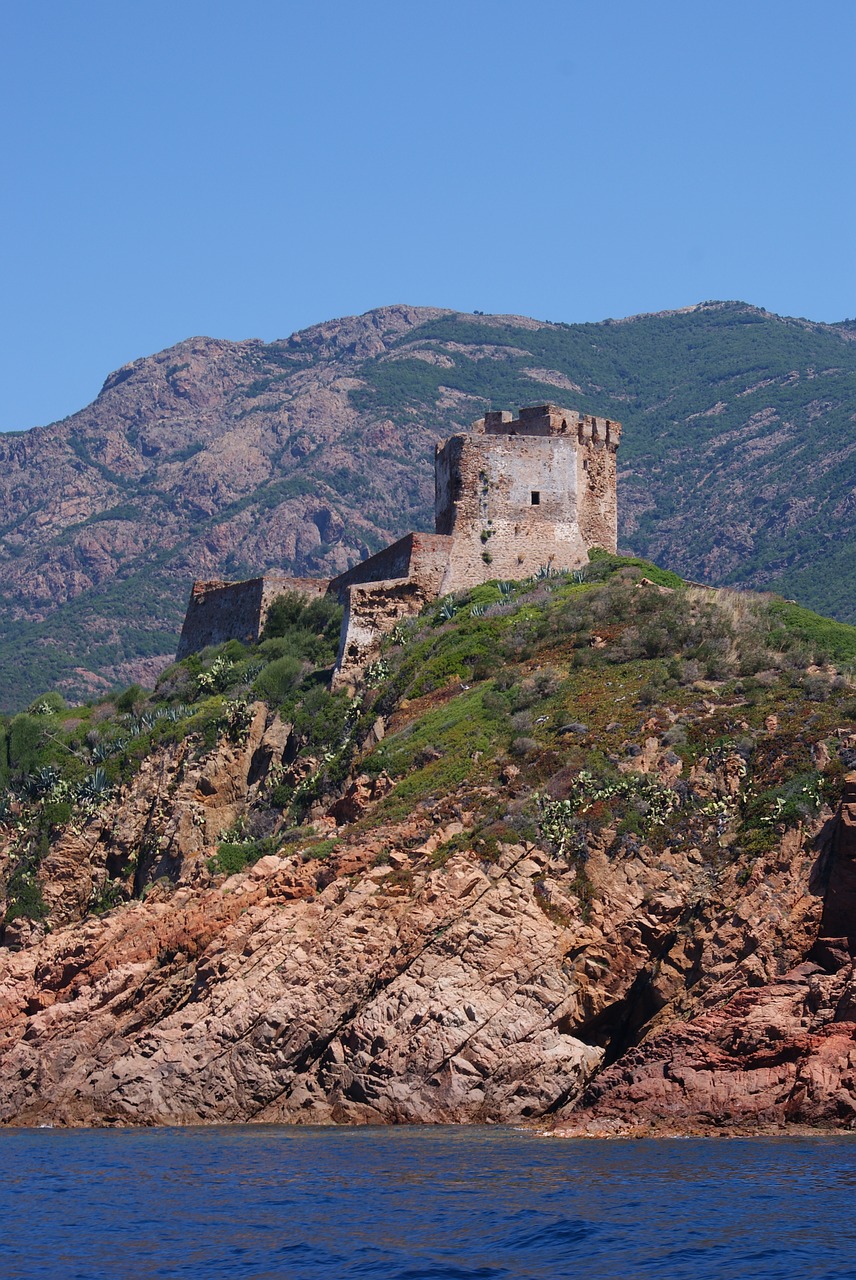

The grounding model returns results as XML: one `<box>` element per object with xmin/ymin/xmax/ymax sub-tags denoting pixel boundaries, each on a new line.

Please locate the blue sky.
<box><xmin>1</xmin><ymin>0</ymin><xmax>853</xmax><ymax>431</ymax></box>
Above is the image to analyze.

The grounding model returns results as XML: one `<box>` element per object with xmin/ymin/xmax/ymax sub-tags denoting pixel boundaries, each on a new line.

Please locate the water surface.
<box><xmin>1</xmin><ymin>1125</ymin><xmax>854</xmax><ymax>1279</ymax></box>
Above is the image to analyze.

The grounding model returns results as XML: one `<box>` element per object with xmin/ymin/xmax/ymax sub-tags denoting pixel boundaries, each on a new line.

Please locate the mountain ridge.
<box><xmin>0</xmin><ymin>299</ymin><xmax>855</xmax><ymax>708</ymax></box>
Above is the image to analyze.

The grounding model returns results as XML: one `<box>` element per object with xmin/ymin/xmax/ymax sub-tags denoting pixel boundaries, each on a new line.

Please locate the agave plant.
<box><xmin>22</xmin><ymin>765</ymin><xmax>62</xmax><ymax>799</ymax></box>
<box><xmin>470</xmin><ymin>604</ymin><xmax>487</xmax><ymax>618</ymax></box>
<box><xmin>438</xmin><ymin>598</ymin><xmax>456</xmax><ymax>622</ymax></box>
<box><xmin>498</xmin><ymin>581</ymin><xmax>514</xmax><ymax>599</ymax></box>
<box><xmin>534</xmin><ymin>564</ymin><xmax>557</xmax><ymax>580</ymax></box>
<box><xmin>78</xmin><ymin>767</ymin><xmax>112</xmax><ymax>803</ymax></box>
<box><xmin>158</xmin><ymin>705</ymin><xmax>188</xmax><ymax>724</ymax></box>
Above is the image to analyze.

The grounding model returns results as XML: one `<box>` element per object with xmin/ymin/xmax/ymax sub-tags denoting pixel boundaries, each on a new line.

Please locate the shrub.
<box><xmin>262</xmin><ymin>592</ymin><xmax>343</xmax><ymax>666</ymax></box>
<box><xmin>209</xmin><ymin>826</ymin><xmax>278</xmax><ymax>875</ymax></box>
<box><xmin>8</xmin><ymin>714</ymin><xmax>46</xmax><ymax>776</ymax></box>
<box><xmin>4</xmin><ymin>859</ymin><xmax>48</xmax><ymax>923</ymax></box>
<box><xmin>116</xmin><ymin>685</ymin><xmax>145</xmax><ymax>714</ymax></box>
<box><xmin>302</xmin><ymin>838</ymin><xmax>338</xmax><ymax>860</ymax></box>
<box><xmin>253</xmin><ymin>655</ymin><xmax>304</xmax><ymax>703</ymax></box>
<box><xmin>27</xmin><ymin>692</ymin><xmax>66</xmax><ymax>716</ymax></box>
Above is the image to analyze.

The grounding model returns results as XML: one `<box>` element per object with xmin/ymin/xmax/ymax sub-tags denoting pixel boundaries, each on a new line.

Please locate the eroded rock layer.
<box><xmin>3</xmin><ymin>566</ymin><xmax>856</xmax><ymax>1131</ymax></box>
<box><xmin>0</xmin><ymin>712</ymin><xmax>854</xmax><ymax>1130</ymax></box>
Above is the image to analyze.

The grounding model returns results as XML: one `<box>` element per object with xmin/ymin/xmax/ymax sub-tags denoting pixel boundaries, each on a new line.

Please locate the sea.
<box><xmin>0</xmin><ymin>1125</ymin><xmax>854</xmax><ymax>1279</ymax></box>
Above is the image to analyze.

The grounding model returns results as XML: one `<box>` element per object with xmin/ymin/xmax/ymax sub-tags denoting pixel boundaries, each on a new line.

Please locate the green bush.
<box><xmin>8</xmin><ymin>714</ymin><xmax>47</xmax><ymax>776</ymax></box>
<box><xmin>116</xmin><ymin>684</ymin><xmax>145</xmax><ymax>713</ymax></box>
<box><xmin>27</xmin><ymin>691</ymin><xmax>66</xmax><ymax>715</ymax></box>
<box><xmin>4</xmin><ymin>862</ymin><xmax>48</xmax><ymax>923</ymax></box>
<box><xmin>209</xmin><ymin>834</ymin><xmax>278</xmax><ymax>875</ymax></box>
<box><xmin>262</xmin><ymin>592</ymin><xmax>343</xmax><ymax>666</ymax></box>
<box><xmin>253</xmin><ymin>655</ymin><xmax>304</xmax><ymax>703</ymax></box>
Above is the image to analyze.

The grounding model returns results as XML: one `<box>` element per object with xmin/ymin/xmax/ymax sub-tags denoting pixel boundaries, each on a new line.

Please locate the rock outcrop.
<box><xmin>3</xmin><ymin>560</ymin><xmax>856</xmax><ymax>1131</ymax></box>
<box><xmin>1</xmin><ymin>713</ymin><xmax>855</xmax><ymax>1130</ymax></box>
<box><xmin>552</xmin><ymin>794</ymin><xmax>856</xmax><ymax>1136</ymax></box>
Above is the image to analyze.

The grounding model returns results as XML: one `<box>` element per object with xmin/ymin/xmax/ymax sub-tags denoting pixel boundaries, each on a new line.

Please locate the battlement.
<box><xmin>474</xmin><ymin>404</ymin><xmax>621</xmax><ymax>450</ymax></box>
<box><xmin>176</xmin><ymin>402</ymin><xmax>621</xmax><ymax>688</ymax></box>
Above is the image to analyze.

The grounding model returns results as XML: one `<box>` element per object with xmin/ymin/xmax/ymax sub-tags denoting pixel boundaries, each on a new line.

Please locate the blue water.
<box><xmin>0</xmin><ymin>1126</ymin><xmax>855</xmax><ymax>1279</ymax></box>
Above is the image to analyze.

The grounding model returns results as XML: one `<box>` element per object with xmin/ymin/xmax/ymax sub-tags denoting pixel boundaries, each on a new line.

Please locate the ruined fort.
<box><xmin>176</xmin><ymin>404</ymin><xmax>621</xmax><ymax>685</ymax></box>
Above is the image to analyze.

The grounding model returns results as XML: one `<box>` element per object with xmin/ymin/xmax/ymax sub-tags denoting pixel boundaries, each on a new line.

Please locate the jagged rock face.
<box><xmin>1</xmin><ymin>716</ymin><xmax>855</xmax><ymax>1131</ymax></box>
<box><xmin>552</xmin><ymin>807</ymin><xmax>856</xmax><ymax>1136</ymax></box>
<box><xmin>0</xmin><ymin>847</ymin><xmax>604</xmax><ymax>1126</ymax></box>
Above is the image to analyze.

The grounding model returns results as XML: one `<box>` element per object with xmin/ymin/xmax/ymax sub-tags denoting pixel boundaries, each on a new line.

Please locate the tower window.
<box><xmin>531</xmin><ymin>491</ymin><xmax>540</xmax><ymax>505</ymax></box>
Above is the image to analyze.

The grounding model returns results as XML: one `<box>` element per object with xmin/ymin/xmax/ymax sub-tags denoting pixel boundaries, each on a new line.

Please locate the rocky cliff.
<box><xmin>1</xmin><ymin>301</ymin><xmax>855</xmax><ymax>707</ymax></box>
<box><xmin>2</xmin><ymin>558</ymin><xmax>856</xmax><ymax>1130</ymax></box>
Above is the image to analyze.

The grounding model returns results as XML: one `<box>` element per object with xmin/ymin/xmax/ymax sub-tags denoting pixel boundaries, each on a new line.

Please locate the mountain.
<box><xmin>2</xmin><ymin>558</ymin><xmax>856</xmax><ymax>1129</ymax></box>
<box><xmin>1</xmin><ymin>300</ymin><xmax>855</xmax><ymax>709</ymax></box>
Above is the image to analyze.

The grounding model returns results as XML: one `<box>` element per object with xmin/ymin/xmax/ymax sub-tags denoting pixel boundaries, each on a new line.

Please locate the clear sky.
<box><xmin>1</xmin><ymin>0</ymin><xmax>853</xmax><ymax>431</ymax></box>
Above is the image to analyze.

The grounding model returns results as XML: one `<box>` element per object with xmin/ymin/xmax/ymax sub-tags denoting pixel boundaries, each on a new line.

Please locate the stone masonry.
<box><xmin>175</xmin><ymin>576</ymin><xmax>328</xmax><ymax>661</ymax></box>
<box><xmin>176</xmin><ymin>405</ymin><xmax>620</xmax><ymax>685</ymax></box>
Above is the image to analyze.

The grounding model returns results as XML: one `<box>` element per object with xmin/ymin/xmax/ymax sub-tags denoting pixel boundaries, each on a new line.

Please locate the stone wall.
<box><xmin>330</xmin><ymin>535</ymin><xmax>454</xmax><ymax>690</ymax></box>
<box><xmin>576</xmin><ymin>424</ymin><xmax>619</xmax><ymax>554</ymax></box>
<box><xmin>331</xmin><ymin>535</ymin><xmax>423</xmax><ymax>595</ymax></box>
<box><xmin>435</xmin><ymin>404</ymin><xmax>620</xmax><ymax>592</ymax></box>
<box><xmin>436</xmin><ymin>441</ymin><xmax>578</xmax><ymax>591</ymax></box>
<box><xmin>329</xmin><ymin>533</ymin><xmax>452</xmax><ymax>598</ymax></box>
<box><xmin>176</xmin><ymin>576</ymin><xmax>328</xmax><ymax>660</ymax></box>
<box><xmin>332</xmin><ymin>579</ymin><xmax>427</xmax><ymax>691</ymax></box>
<box><xmin>176</xmin><ymin>402</ymin><xmax>621</xmax><ymax>680</ymax></box>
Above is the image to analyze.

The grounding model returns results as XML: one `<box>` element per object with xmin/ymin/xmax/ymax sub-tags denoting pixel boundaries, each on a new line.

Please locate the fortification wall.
<box><xmin>331</xmin><ymin>535</ymin><xmax>453</xmax><ymax>689</ymax></box>
<box><xmin>576</xmin><ymin>421</ymin><xmax>619</xmax><ymax>554</ymax></box>
<box><xmin>329</xmin><ymin>535</ymin><xmax>419</xmax><ymax>596</ymax></box>
<box><xmin>176</xmin><ymin>579</ymin><xmax>265</xmax><ymax>660</ymax></box>
<box><xmin>176</xmin><ymin>575</ymin><xmax>329</xmax><ymax>660</ymax></box>
<box><xmin>332</xmin><ymin>579</ymin><xmax>430</xmax><ymax>691</ymax></box>
<box><xmin>330</xmin><ymin>533</ymin><xmax>453</xmax><ymax>595</ymax></box>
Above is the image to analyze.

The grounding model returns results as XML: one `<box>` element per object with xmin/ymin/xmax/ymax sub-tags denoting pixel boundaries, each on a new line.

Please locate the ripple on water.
<box><xmin>0</xmin><ymin>1127</ymin><xmax>855</xmax><ymax>1280</ymax></box>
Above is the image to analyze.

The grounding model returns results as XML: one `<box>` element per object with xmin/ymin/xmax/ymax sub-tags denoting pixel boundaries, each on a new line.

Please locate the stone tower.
<box><xmin>434</xmin><ymin>404</ymin><xmax>620</xmax><ymax>591</ymax></box>
<box><xmin>175</xmin><ymin>403</ymin><xmax>621</xmax><ymax>685</ymax></box>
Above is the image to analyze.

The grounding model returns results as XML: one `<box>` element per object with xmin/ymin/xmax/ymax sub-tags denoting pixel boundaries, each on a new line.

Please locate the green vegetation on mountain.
<box><xmin>0</xmin><ymin>301</ymin><xmax>854</xmax><ymax>709</ymax></box>
<box><xmin>4</xmin><ymin>556</ymin><xmax>856</xmax><ymax>929</ymax></box>
<box><xmin>351</xmin><ymin>304</ymin><xmax>856</xmax><ymax>619</ymax></box>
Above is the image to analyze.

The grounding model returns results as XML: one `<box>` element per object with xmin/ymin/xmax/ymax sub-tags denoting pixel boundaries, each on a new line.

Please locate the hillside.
<box><xmin>2</xmin><ymin>559</ymin><xmax>856</xmax><ymax>1129</ymax></box>
<box><xmin>1</xmin><ymin>300</ymin><xmax>855</xmax><ymax>708</ymax></box>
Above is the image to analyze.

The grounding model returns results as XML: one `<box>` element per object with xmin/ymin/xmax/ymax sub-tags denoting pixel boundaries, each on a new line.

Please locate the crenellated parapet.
<box><xmin>176</xmin><ymin>402</ymin><xmax>621</xmax><ymax>687</ymax></box>
<box><xmin>473</xmin><ymin>403</ymin><xmax>620</xmax><ymax>451</ymax></box>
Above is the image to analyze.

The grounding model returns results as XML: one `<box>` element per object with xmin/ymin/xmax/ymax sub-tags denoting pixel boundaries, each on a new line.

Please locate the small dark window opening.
<box><xmin>531</xmin><ymin>490</ymin><xmax>540</xmax><ymax>506</ymax></box>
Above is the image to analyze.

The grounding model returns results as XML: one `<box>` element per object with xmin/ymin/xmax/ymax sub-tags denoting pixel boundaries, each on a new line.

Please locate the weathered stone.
<box><xmin>176</xmin><ymin>404</ymin><xmax>621</xmax><ymax>689</ymax></box>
